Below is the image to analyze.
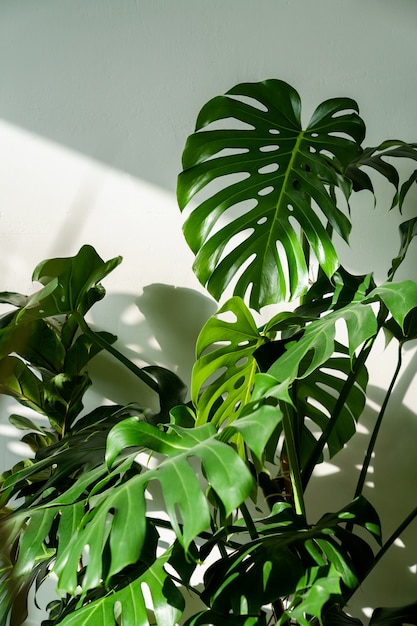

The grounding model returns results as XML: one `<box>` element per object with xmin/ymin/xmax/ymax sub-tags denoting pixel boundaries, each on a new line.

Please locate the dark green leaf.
<box><xmin>321</xmin><ymin>604</ymin><xmax>363</xmax><ymax>625</ymax></box>
<box><xmin>143</xmin><ymin>365</ymin><xmax>188</xmax><ymax>424</ymax></box>
<box><xmin>202</xmin><ymin>497</ymin><xmax>379</xmax><ymax>622</ymax></box>
<box><xmin>370</xmin><ymin>602</ymin><xmax>417</xmax><ymax>625</ymax></box>
<box><xmin>346</xmin><ymin>141</ymin><xmax>417</xmax><ymax>200</ymax></box>
<box><xmin>9</xmin><ymin>414</ymin><xmax>45</xmax><ymax>433</ymax></box>
<box><xmin>389</xmin><ymin>217</ymin><xmax>417</xmax><ymax>279</ymax></box>
<box><xmin>178</xmin><ymin>79</ymin><xmax>364</xmax><ymax>309</ymax></box>
<box><xmin>64</xmin><ymin>330</ymin><xmax>117</xmax><ymax>375</ymax></box>
<box><xmin>0</xmin><ymin>291</ymin><xmax>29</xmax><ymax>308</ymax></box>
<box><xmin>44</xmin><ymin>373</ymin><xmax>91</xmax><ymax>432</ymax></box>
<box><xmin>0</xmin><ymin>356</ymin><xmax>44</xmax><ymax>414</ymax></box>
<box><xmin>18</xmin><ymin>245</ymin><xmax>121</xmax><ymax>320</ymax></box>
<box><xmin>295</xmin><ymin>346</ymin><xmax>368</xmax><ymax>460</ymax></box>
<box><xmin>185</xmin><ymin>610</ymin><xmax>265</xmax><ymax>626</ymax></box>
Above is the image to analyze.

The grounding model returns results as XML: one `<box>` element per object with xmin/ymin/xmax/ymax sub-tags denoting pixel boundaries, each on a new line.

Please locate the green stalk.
<box><xmin>301</xmin><ymin>338</ymin><xmax>373</xmax><ymax>489</ymax></box>
<box><xmin>282</xmin><ymin>403</ymin><xmax>306</xmax><ymax>518</ymax></box>
<box><xmin>302</xmin><ymin>303</ymin><xmax>389</xmax><ymax>489</ymax></box>
<box><xmin>72</xmin><ymin>311</ymin><xmax>160</xmax><ymax>394</ymax></box>
<box><xmin>343</xmin><ymin>505</ymin><xmax>417</xmax><ymax>606</ymax></box>
<box><xmin>353</xmin><ymin>344</ymin><xmax>403</xmax><ymax>500</ymax></box>
<box><xmin>240</xmin><ymin>501</ymin><xmax>259</xmax><ymax>541</ymax></box>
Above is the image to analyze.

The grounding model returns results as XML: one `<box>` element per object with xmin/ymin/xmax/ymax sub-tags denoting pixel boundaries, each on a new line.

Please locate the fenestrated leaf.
<box><xmin>268</xmin><ymin>302</ymin><xmax>377</xmax><ymax>382</ymax></box>
<box><xmin>57</xmin><ymin>552</ymin><xmax>184</xmax><ymax>626</ymax></box>
<box><xmin>202</xmin><ymin>497</ymin><xmax>379</xmax><ymax>622</ymax></box>
<box><xmin>25</xmin><ymin>418</ymin><xmax>255</xmax><ymax>594</ymax></box>
<box><xmin>178</xmin><ymin>79</ymin><xmax>365</xmax><ymax>309</ymax></box>
<box><xmin>346</xmin><ymin>140</ymin><xmax>417</xmax><ymax>200</ymax></box>
<box><xmin>279</xmin><ymin>564</ymin><xmax>343</xmax><ymax>626</ymax></box>
<box><xmin>364</xmin><ymin>281</ymin><xmax>417</xmax><ymax>331</ymax></box>
<box><xmin>215</xmin><ymin>375</ymin><xmax>291</xmax><ymax>465</ymax></box>
<box><xmin>106</xmin><ymin>418</ymin><xmax>254</xmax><ymax>518</ymax></box>
<box><xmin>192</xmin><ymin>297</ymin><xmax>266</xmax><ymax>427</ymax></box>
<box><xmin>295</xmin><ymin>346</ymin><xmax>368</xmax><ymax>460</ymax></box>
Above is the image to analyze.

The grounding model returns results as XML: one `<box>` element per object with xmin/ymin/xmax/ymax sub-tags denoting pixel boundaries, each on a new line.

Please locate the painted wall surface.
<box><xmin>0</xmin><ymin>1</ymin><xmax>416</xmax><ymax>623</ymax></box>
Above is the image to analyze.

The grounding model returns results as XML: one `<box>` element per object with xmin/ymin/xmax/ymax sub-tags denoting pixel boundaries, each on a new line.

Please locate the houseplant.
<box><xmin>1</xmin><ymin>78</ymin><xmax>417</xmax><ymax>625</ymax></box>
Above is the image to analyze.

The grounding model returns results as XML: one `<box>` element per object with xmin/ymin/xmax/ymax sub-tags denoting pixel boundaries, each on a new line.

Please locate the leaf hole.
<box><xmin>331</xmin><ymin>108</ymin><xmax>356</xmax><ymax>118</ymax></box>
<box><xmin>328</xmin><ymin>131</ymin><xmax>354</xmax><ymax>140</ymax></box>
<box><xmin>258</xmin><ymin>163</ymin><xmax>279</xmax><ymax>175</ymax></box>
<box><xmin>311</xmin><ymin>132</ymin><xmax>319</xmax><ymax>138</ymax></box>
<box><xmin>269</xmin><ymin>128</ymin><xmax>280</xmax><ymax>135</ymax></box>
<box><xmin>235</xmin><ymin>357</ymin><xmax>249</xmax><ymax>368</ymax></box>
<box><xmin>205</xmin><ymin>147</ymin><xmax>250</xmax><ymax>161</ymax></box>
<box><xmin>199</xmin><ymin>117</ymin><xmax>255</xmax><ymax>132</ymax></box>
<box><xmin>258</xmin><ymin>186</ymin><xmax>274</xmax><ymax>197</ymax></box>
<box><xmin>292</xmin><ymin>179</ymin><xmax>301</xmax><ymax>190</ymax></box>
<box><xmin>215</xmin><ymin>310</ymin><xmax>238</xmax><ymax>324</ymax></box>
<box><xmin>140</xmin><ymin>582</ymin><xmax>155</xmax><ymax>620</ymax></box>
<box><xmin>257</xmin><ymin>216</ymin><xmax>268</xmax><ymax>225</ymax></box>
<box><xmin>234</xmin><ymin>376</ymin><xmax>245</xmax><ymax>390</ymax></box>
<box><xmin>228</xmin><ymin>94</ymin><xmax>268</xmax><ymax>112</ymax></box>
<box><xmin>259</xmin><ymin>144</ymin><xmax>279</xmax><ymax>153</ymax></box>
<box><xmin>309</xmin><ymin>146</ymin><xmax>317</xmax><ymax>153</ymax></box>
<box><xmin>113</xmin><ymin>601</ymin><xmax>122</xmax><ymax>622</ymax></box>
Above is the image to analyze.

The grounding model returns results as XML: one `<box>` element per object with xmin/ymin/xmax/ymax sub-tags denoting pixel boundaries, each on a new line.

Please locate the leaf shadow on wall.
<box><xmin>86</xmin><ymin>285</ymin><xmax>217</xmax><ymax>411</ymax></box>
<box><xmin>305</xmin><ymin>346</ymin><xmax>417</xmax><ymax>619</ymax></box>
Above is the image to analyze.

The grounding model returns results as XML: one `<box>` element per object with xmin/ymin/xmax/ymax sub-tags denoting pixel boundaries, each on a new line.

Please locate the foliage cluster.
<box><xmin>1</xmin><ymin>80</ymin><xmax>417</xmax><ymax>625</ymax></box>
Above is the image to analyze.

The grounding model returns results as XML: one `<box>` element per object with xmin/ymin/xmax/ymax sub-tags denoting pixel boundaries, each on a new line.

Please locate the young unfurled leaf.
<box><xmin>192</xmin><ymin>297</ymin><xmax>266</xmax><ymax>427</ymax></box>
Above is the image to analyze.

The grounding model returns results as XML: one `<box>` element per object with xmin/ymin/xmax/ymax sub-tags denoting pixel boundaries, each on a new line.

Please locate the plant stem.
<box><xmin>72</xmin><ymin>312</ymin><xmax>160</xmax><ymax>394</ymax></box>
<box><xmin>302</xmin><ymin>303</ymin><xmax>389</xmax><ymax>489</ymax></box>
<box><xmin>343</xmin><ymin>505</ymin><xmax>417</xmax><ymax>606</ymax></box>
<box><xmin>301</xmin><ymin>338</ymin><xmax>373</xmax><ymax>489</ymax></box>
<box><xmin>353</xmin><ymin>344</ymin><xmax>403</xmax><ymax>500</ymax></box>
<box><xmin>299</xmin><ymin>228</ymin><xmax>310</xmax><ymax>308</ymax></box>
<box><xmin>240</xmin><ymin>501</ymin><xmax>259</xmax><ymax>540</ymax></box>
<box><xmin>282</xmin><ymin>403</ymin><xmax>306</xmax><ymax>518</ymax></box>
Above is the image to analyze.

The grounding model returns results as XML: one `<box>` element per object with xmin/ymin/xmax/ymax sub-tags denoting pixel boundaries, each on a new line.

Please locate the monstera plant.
<box><xmin>1</xmin><ymin>80</ymin><xmax>417</xmax><ymax>625</ymax></box>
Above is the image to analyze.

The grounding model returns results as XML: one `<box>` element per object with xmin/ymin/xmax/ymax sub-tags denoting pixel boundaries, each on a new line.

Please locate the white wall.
<box><xmin>0</xmin><ymin>1</ymin><xmax>417</xmax><ymax>623</ymax></box>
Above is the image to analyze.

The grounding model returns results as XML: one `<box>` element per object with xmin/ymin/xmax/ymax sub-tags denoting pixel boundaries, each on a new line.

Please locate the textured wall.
<box><xmin>0</xmin><ymin>1</ymin><xmax>416</xmax><ymax>622</ymax></box>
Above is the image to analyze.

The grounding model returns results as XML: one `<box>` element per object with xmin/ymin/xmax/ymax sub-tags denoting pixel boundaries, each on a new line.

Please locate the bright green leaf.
<box><xmin>192</xmin><ymin>297</ymin><xmax>266</xmax><ymax>427</ymax></box>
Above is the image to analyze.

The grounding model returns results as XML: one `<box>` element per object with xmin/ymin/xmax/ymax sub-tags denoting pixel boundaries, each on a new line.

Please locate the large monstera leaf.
<box><xmin>2</xmin><ymin>410</ymin><xmax>283</xmax><ymax>624</ymax></box>
<box><xmin>178</xmin><ymin>79</ymin><xmax>365</xmax><ymax>310</ymax></box>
